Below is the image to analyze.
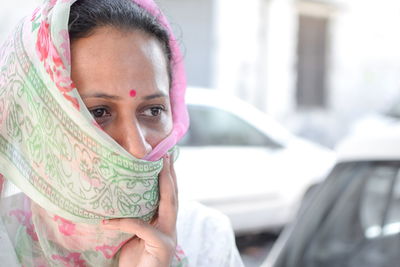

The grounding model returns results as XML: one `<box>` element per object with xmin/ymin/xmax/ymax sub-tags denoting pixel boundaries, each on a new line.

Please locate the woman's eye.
<box><xmin>143</xmin><ymin>106</ymin><xmax>164</xmax><ymax>117</ymax></box>
<box><xmin>89</xmin><ymin>107</ymin><xmax>111</xmax><ymax>119</ymax></box>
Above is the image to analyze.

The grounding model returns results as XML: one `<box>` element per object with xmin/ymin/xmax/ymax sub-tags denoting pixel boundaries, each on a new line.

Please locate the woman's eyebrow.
<box><xmin>80</xmin><ymin>93</ymin><xmax>121</xmax><ymax>100</ymax></box>
<box><xmin>142</xmin><ymin>93</ymin><xmax>168</xmax><ymax>100</ymax></box>
<box><xmin>80</xmin><ymin>92</ymin><xmax>168</xmax><ymax>100</ymax></box>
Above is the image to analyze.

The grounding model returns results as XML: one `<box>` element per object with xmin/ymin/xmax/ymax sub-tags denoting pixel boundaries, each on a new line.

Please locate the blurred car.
<box><xmin>175</xmin><ymin>87</ymin><xmax>335</xmax><ymax>234</ymax></box>
<box><xmin>262</xmin><ymin>127</ymin><xmax>400</xmax><ymax>267</ymax></box>
<box><xmin>350</xmin><ymin>113</ymin><xmax>400</xmax><ymax>137</ymax></box>
<box><xmin>350</xmin><ymin>99</ymin><xmax>400</xmax><ymax>137</ymax></box>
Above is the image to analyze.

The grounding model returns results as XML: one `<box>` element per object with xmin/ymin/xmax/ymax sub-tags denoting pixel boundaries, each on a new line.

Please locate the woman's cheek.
<box><xmin>144</xmin><ymin>122</ymin><xmax>172</xmax><ymax>147</ymax></box>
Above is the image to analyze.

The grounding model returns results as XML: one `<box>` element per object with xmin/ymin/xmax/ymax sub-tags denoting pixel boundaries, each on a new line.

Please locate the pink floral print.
<box><xmin>95</xmin><ymin>239</ymin><xmax>129</xmax><ymax>259</ymax></box>
<box><xmin>51</xmin><ymin>252</ymin><xmax>86</xmax><ymax>267</ymax></box>
<box><xmin>53</xmin><ymin>215</ymin><xmax>76</xmax><ymax>236</ymax></box>
<box><xmin>9</xmin><ymin>210</ymin><xmax>39</xmax><ymax>241</ymax></box>
<box><xmin>31</xmin><ymin>8</ymin><xmax>41</xmax><ymax>22</ymax></box>
<box><xmin>0</xmin><ymin>173</ymin><xmax>3</xmax><ymax>193</ymax></box>
<box><xmin>36</xmin><ymin>20</ymin><xmax>79</xmax><ymax>109</ymax></box>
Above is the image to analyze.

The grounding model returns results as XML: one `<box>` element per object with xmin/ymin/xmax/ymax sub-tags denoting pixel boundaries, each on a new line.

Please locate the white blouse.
<box><xmin>177</xmin><ymin>201</ymin><xmax>245</xmax><ymax>267</ymax></box>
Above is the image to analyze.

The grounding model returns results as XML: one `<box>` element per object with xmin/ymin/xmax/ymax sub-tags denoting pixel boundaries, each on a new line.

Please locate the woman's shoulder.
<box><xmin>177</xmin><ymin>200</ymin><xmax>232</xmax><ymax>230</ymax></box>
<box><xmin>176</xmin><ymin>200</ymin><xmax>244</xmax><ymax>267</ymax></box>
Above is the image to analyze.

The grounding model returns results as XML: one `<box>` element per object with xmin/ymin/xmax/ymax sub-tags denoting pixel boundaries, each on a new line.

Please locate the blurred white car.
<box><xmin>350</xmin><ymin>113</ymin><xmax>400</xmax><ymax>137</ymax></box>
<box><xmin>262</xmin><ymin>126</ymin><xmax>400</xmax><ymax>267</ymax></box>
<box><xmin>175</xmin><ymin>87</ymin><xmax>335</xmax><ymax>234</ymax></box>
<box><xmin>350</xmin><ymin>100</ymin><xmax>400</xmax><ymax>137</ymax></box>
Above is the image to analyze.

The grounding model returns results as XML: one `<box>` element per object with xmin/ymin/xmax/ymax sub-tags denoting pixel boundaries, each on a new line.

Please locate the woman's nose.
<box><xmin>115</xmin><ymin>119</ymin><xmax>152</xmax><ymax>159</ymax></box>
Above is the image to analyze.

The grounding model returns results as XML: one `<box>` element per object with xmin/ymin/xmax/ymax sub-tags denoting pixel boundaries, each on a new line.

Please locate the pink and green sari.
<box><xmin>0</xmin><ymin>0</ymin><xmax>189</xmax><ymax>266</ymax></box>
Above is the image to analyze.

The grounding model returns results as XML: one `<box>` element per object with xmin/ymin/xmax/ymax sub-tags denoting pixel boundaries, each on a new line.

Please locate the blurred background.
<box><xmin>3</xmin><ymin>0</ymin><xmax>400</xmax><ymax>266</ymax></box>
<box><xmin>161</xmin><ymin>0</ymin><xmax>400</xmax><ymax>149</ymax></box>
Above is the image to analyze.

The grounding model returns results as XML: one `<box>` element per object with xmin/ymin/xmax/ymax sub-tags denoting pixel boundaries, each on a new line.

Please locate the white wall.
<box><xmin>160</xmin><ymin>0</ymin><xmax>297</xmax><ymax>117</ymax></box>
<box><xmin>279</xmin><ymin>0</ymin><xmax>400</xmax><ymax>146</ymax></box>
<box><xmin>161</xmin><ymin>0</ymin><xmax>215</xmax><ymax>88</ymax></box>
<box><xmin>329</xmin><ymin>0</ymin><xmax>400</xmax><ymax>120</ymax></box>
<box><xmin>209</xmin><ymin>0</ymin><xmax>298</xmax><ymax>117</ymax></box>
<box><xmin>263</xmin><ymin>0</ymin><xmax>297</xmax><ymax>117</ymax></box>
<box><xmin>0</xmin><ymin>0</ymin><xmax>38</xmax><ymax>44</ymax></box>
<box><xmin>213</xmin><ymin>0</ymin><xmax>262</xmax><ymax>103</ymax></box>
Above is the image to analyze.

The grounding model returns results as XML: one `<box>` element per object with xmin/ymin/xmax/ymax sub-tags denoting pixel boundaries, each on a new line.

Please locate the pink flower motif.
<box><xmin>9</xmin><ymin>210</ymin><xmax>39</xmax><ymax>241</ymax></box>
<box><xmin>49</xmin><ymin>0</ymin><xmax>58</xmax><ymax>7</ymax></box>
<box><xmin>35</xmin><ymin>20</ymin><xmax>80</xmax><ymax>110</ymax></box>
<box><xmin>31</xmin><ymin>7</ymin><xmax>40</xmax><ymax>22</ymax></box>
<box><xmin>36</xmin><ymin>21</ymin><xmax>50</xmax><ymax>62</ymax></box>
<box><xmin>60</xmin><ymin>30</ymin><xmax>71</xmax><ymax>65</ymax></box>
<box><xmin>95</xmin><ymin>240</ymin><xmax>129</xmax><ymax>259</ymax></box>
<box><xmin>53</xmin><ymin>215</ymin><xmax>76</xmax><ymax>236</ymax></box>
<box><xmin>33</xmin><ymin>257</ymin><xmax>48</xmax><ymax>267</ymax></box>
<box><xmin>51</xmin><ymin>252</ymin><xmax>86</xmax><ymax>267</ymax></box>
<box><xmin>49</xmin><ymin>43</ymin><xmax>63</xmax><ymax>68</ymax></box>
<box><xmin>175</xmin><ymin>245</ymin><xmax>186</xmax><ymax>262</ymax></box>
<box><xmin>95</xmin><ymin>245</ymin><xmax>119</xmax><ymax>259</ymax></box>
<box><xmin>0</xmin><ymin>173</ymin><xmax>3</xmax><ymax>196</ymax></box>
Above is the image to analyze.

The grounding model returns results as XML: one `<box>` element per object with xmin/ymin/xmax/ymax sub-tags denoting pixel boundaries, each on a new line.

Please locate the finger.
<box><xmin>157</xmin><ymin>155</ymin><xmax>178</xmax><ymax>234</ymax></box>
<box><xmin>101</xmin><ymin>218</ymin><xmax>171</xmax><ymax>247</ymax></box>
<box><xmin>149</xmin><ymin>154</ymin><xmax>178</xmax><ymax>226</ymax></box>
<box><xmin>169</xmin><ymin>152</ymin><xmax>178</xmax><ymax>196</ymax></box>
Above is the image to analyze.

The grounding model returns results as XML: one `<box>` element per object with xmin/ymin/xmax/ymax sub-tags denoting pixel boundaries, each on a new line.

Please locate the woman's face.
<box><xmin>71</xmin><ymin>27</ymin><xmax>172</xmax><ymax>159</ymax></box>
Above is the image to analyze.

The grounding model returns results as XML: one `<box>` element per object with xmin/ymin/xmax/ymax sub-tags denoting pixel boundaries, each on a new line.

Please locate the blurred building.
<box><xmin>162</xmin><ymin>0</ymin><xmax>400</xmax><ymax>147</ymax></box>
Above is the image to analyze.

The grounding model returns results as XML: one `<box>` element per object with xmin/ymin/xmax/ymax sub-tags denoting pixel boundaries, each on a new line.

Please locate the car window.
<box><xmin>178</xmin><ymin>105</ymin><xmax>283</xmax><ymax>148</ymax></box>
<box><xmin>273</xmin><ymin>161</ymin><xmax>400</xmax><ymax>267</ymax></box>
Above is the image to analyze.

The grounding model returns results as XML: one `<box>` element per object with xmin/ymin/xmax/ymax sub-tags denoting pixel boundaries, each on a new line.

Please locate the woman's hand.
<box><xmin>102</xmin><ymin>155</ymin><xmax>178</xmax><ymax>267</ymax></box>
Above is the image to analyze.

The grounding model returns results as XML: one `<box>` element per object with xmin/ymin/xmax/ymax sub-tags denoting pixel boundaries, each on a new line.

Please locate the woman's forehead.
<box><xmin>71</xmin><ymin>27</ymin><xmax>170</xmax><ymax>97</ymax></box>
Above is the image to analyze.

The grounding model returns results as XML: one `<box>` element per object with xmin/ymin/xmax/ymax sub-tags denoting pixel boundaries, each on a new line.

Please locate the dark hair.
<box><xmin>68</xmin><ymin>0</ymin><xmax>172</xmax><ymax>83</ymax></box>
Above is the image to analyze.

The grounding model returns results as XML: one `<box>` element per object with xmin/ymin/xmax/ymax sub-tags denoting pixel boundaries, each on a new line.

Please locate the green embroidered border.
<box><xmin>0</xmin><ymin>133</ymin><xmax>157</xmax><ymax>221</ymax></box>
<box><xmin>0</xmin><ymin>134</ymin><xmax>101</xmax><ymax>219</ymax></box>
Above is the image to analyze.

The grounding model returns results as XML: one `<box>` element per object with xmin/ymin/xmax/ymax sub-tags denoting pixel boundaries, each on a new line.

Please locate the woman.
<box><xmin>0</xmin><ymin>0</ymin><xmax>244</xmax><ymax>266</ymax></box>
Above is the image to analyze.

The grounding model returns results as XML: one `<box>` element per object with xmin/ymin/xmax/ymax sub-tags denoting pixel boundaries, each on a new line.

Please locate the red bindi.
<box><xmin>129</xmin><ymin>89</ymin><xmax>137</xmax><ymax>98</ymax></box>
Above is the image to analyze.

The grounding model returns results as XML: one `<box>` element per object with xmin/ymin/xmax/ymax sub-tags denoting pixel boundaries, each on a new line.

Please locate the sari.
<box><xmin>0</xmin><ymin>0</ymin><xmax>189</xmax><ymax>266</ymax></box>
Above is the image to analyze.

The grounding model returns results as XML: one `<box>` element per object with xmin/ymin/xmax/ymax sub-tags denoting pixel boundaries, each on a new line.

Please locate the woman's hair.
<box><xmin>68</xmin><ymin>0</ymin><xmax>172</xmax><ymax>82</ymax></box>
